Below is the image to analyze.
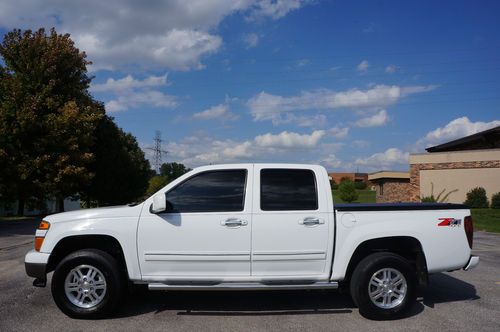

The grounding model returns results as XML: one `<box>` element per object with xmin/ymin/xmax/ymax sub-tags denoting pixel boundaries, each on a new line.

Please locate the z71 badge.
<box><xmin>438</xmin><ymin>218</ymin><xmax>462</xmax><ymax>227</ymax></box>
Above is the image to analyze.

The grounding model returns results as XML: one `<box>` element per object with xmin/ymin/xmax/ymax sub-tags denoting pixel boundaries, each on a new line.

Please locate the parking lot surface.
<box><xmin>1</xmin><ymin>219</ymin><xmax>499</xmax><ymax>331</ymax></box>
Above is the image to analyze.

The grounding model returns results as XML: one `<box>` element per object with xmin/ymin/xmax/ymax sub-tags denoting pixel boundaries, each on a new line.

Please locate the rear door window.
<box><xmin>260</xmin><ymin>169</ymin><xmax>318</xmax><ymax>211</ymax></box>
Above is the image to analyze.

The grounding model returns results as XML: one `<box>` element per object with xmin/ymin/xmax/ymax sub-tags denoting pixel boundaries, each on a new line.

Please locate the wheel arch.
<box><xmin>344</xmin><ymin>236</ymin><xmax>428</xmax><ymax>286</ymax></box>
<box><xmin>47</xmin><ymin>235</ymin><xmax>129</xmax><ymax>279</ymax></box>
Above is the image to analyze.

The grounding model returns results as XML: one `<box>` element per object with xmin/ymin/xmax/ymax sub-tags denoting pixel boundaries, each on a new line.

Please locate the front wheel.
<box><xmin>51</xmin><ymin>249</ymin><xmax>123</xmax><ymax>318</ymax></box>
<box><xmin>350</xmin><ymin>252</ymin><xmax>417</xmax><ymax>320</ymax></box>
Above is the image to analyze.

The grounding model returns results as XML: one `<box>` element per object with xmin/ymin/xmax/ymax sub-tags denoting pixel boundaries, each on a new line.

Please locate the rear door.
<box><xmin>251</xmin><ymin>165</ymin><xmax>333</xmax><ymax>278</ymax></box>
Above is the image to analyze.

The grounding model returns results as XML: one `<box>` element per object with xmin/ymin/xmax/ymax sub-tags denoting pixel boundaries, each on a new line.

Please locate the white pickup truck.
<box><xmin>25</xmin><ymin>163</ymin><xmax>479</xmax><ymax>319</ymax></box>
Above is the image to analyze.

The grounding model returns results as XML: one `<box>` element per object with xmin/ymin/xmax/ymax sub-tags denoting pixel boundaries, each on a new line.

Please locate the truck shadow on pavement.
<box><xmin>113</xmin><ymin>272</ymin><xmax>478</xmax><ymax>319</ymax></box>
<box><xmin>422</xmin><ymin>273</ymin><xmax>480</xmax><ymax>308</ymax></box>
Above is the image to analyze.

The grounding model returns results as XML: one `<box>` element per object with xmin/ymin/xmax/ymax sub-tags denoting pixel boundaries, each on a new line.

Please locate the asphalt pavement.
<box><xmin>0</xmin><ymin>219</ymin><xmax>499</xmax><ymax>331</ymax></box>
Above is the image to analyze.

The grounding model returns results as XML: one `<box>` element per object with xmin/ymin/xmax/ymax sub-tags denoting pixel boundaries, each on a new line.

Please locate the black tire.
<box><xmin>51</xmin><ymin>249</ymin><xmax>123</xmax><ymax>319</ymax></box>
<box><xmin>350</xmin><ymin>252</ymin><xmax>417</xmax><ymax>320</ymax></box>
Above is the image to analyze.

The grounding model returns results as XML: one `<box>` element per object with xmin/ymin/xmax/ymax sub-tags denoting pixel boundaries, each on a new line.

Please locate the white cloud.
<box><xmin>255</xmin><ymin>130</ymin><xmax>325</xmax><ymax>148</ymax></box>
<box><xmin>320</xmin><ymin>154</ymin><xmax>346</xmax><ymax>170</ymax></box>
<box><xmin>295</xmin><ymin>58</ymin><xmax>311</xmax><ymax>67</ymax></box>
<box><xmin>247</xmin><ymin>84</ymin><xmax>436</xmax><ymax>122</ymax></box>
<box><xmin>158</xmin><ymin>129</ymin><xmax>325</xmax><ymax>167</ymax></box>
<box><xmin>329</xmin><ymin>126</ymin><xmax>349</xmax><ymax>139</ymax></box>
<box><xmin>248</xmin><ymin>0</ymin><xmax>310</xmax><ymax>20</ymax></box>
<box><xmin>223</xmin><ymin>141</ymin><xmax>253</xmax><ymax>158</ymax></box>
<box><xmin>355</xmin><ymin>109</ymin><xmax>389</xmax><ymax>127</ymax></box>
<box><xmin>192</xmin><ymin>103</ymin><xmax>239</xmax><ymax>121</ymax></box>
<box><xmin>92</xmin><ymin>73</ymin><xmax>177</xmax><ymax>113</ymax></box>
<box><xmin>242</xmin><ymin>33</ymin><xmax>259</xmax><ymax>48</ymax></box>
<box><xmin>355</xmin><ymin>148</ymin><xmax>409</xmax><ymax>170</ymax></box>
<box><xmin>271</xmin><ymin>113</ymin><xmax>328</xmax><ymax>127</ymax></box>
<box><xmin>105</xmin><ymin>90</ymin><xmax>177</xmax><ymax>113</ymax></box>
<box><xmin>351</xmin><ymin>140</ymin><xmax>370</xmax><ymax>148</ymax></box>
<box><xmin>357</xmin><ymin>60</ymin><xmax>369</xmax><ymax>72</ymax></box>
<box><xmin>91</xmin><ymin>74</ymin><xmax>168</xmax><ymax>93</ymax></box>
<box><xmin>416</xmin><ymin>117</ymin><xmax>500</xmax><ymax>149</ymax></box>
<box><xmin>385</xmin><ymin>65</ymin><xmax>397</xmax><ymax>74</ymax></box>
<box><xmin>0</xmin><ymin>0</ymin><xmax>308</xmax><ymax>71</ymax></box>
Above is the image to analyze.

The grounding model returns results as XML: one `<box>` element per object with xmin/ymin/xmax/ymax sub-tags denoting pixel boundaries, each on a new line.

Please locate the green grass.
<box><xmin>332</xmin><ymin>189</ymin><xmax>376</xmax><ymax>204</ymax></box>
<box><xmin>471</xmin><ymin>208</ymin><xmax>500</xmax><ymax>233</ymax></box>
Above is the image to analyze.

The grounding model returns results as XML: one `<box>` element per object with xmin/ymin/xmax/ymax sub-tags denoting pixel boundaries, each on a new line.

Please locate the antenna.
<box><xmin>146</xmin><ymin>131</ymin><xmax>169</xmax><ymax>174</ymax></box>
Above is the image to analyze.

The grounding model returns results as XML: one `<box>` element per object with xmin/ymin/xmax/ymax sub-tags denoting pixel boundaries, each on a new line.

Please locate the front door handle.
<box><xmin>299</xmin><ymin>217</ymin><xmax>324</xmax><ymax>226</ymax></box>
<box><xmin>221</xmin><ymin>218</ymin><xmax>248</xmax><ymax>227</ymax></box>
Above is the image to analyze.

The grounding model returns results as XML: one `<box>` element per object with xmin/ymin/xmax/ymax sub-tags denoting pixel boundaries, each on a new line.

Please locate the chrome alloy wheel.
<box><xmin>64</xmin><ymin>264</ymin><xmax>107</xmax><ymax>308</ymax></box>
<box><xmin>368</xmin><ymin>268</ymin><xmax>407</xmax><ymax>309</ymax></box>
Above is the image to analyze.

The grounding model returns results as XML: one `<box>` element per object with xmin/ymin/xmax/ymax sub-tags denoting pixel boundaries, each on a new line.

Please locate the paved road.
<box><xmin>1</xmin><ymin>219</ymin><xmax>499</xmax><ymax>331</ymax></box>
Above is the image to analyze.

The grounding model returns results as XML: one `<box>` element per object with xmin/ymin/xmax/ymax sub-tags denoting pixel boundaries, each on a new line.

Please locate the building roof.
<box><xmin>368</xmin><ymin>171</ymin><xmax>410</xmax><ymax>181</ymax></box>
<box><xmin>426</xmin><ymin>125</ymin><xmax>500</xmax><ymax>152</ymax></box>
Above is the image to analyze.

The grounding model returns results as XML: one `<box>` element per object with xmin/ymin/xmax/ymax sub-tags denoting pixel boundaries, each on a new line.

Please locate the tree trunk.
<box><xmin>17</xmin><ymin>198</ymin><xmax>25</xmax><ymax>216</ymax></box>
<box><xmin>56</xmin><ymin>198</ymin><xmax>65</xmax><ymax>212</ymax></box>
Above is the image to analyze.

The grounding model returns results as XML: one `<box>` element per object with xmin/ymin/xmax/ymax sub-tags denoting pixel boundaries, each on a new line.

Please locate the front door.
<box><xmin>137</xmin><ymin>166</ymin><xmax>253</xmax><ymax>279</ymax></box>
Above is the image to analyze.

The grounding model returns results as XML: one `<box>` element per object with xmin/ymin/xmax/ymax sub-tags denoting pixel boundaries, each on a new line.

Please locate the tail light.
<box><xmin>464</xmin><ymin>216</ymin><xmax>473</xmax><ymax>249</ymax></box>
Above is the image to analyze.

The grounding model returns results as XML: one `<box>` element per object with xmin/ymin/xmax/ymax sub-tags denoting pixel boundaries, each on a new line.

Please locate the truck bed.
<box><xmin>335</xmin><ymin>202</ymin><xmax>468</xmax><ymax>211</ymax></box>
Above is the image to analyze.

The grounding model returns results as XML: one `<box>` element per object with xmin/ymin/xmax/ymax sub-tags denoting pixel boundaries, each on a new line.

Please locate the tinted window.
<box><xmin>261</xmin><ymin>169</ymin><xmax>318</xmax><ymax>211</ymax></box>
<box><xmin>165</xmin><ymin>170</ymin><xmax>246</xmax><ymax>213</ymax></box>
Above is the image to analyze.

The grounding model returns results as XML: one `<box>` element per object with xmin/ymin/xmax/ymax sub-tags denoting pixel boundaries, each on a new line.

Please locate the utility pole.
<box><xmin>146</xmin><ymin>131</ymin><xmax>169</xmax><ymax>174</ymax></box>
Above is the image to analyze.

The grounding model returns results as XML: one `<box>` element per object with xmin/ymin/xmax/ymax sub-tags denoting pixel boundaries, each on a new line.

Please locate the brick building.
<box><xmin>328</xmin><ymin>172</ymin><xmax>368</xmax><ymax>185</ymax></box>
<box><xmin>368</xmin><ymin>171</ymin><xmax>411</xmax><ymax>203</ymax></box>
<box><xmin>372</xmin><ymin>126</ymin><xmax>500</xmax><ymax>203</ymax></box>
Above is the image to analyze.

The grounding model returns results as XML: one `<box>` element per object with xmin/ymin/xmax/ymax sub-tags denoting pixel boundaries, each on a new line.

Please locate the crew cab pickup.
<box><xmin>25</xmin><ymin>164</ymin><xmax>479</xmax><ymax>319</ymax></box>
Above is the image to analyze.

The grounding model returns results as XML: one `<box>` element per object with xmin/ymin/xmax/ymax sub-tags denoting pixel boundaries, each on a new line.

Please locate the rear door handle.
<box><xmin>299</xmin><ymin>217</ymin><xmax>324</xmax><ymax>226</ymax></box>
<box><xmin>221</xmin><ymin>218</ymin><xmax>248</xmax><ymax>227</ymax></box>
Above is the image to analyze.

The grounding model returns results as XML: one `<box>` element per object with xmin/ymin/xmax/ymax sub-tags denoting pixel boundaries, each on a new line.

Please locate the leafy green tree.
<box><xmin>84</xmin><ymin>116</ymin><xmax>151</xmax><ymax>206</ymax></box>
<box><xmin>464</xmin><ymin>187</ymin><xmax>489</xmax><ymax>208</ymax></box>
<box><xmin>146</xmin><ymin>176</ymin><xmax>169</xmax><ymax>197</ymax></box>
<box><xmin>354</xmin><ymin>181</ymin><xmax>367</xmax><ymax>190</ymax></box>
<box><xmin>160</xmin><ymin>162</ymin><xmax>191</xmax><ymax>180</ymax></box>
<box><xmin>491</xmin><ymin>192</ymin><xmax>500</xmax><ymax>209</ymax></box>
<box><xmin>0</xmin><ymin>28</ymin><xmax>103</xmax><ymax>214</ymax></box>
<box><xmin>339</xmin><ymin>179</ymin><xmax>359</xmax><ymax>203</ymax></box>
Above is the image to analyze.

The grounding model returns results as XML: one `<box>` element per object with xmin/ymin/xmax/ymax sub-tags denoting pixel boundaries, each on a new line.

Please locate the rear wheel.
<box><xmin>51</xmin><ymin>249</ymin><xmax>123</xmax><ymax>318</ymax></box>
<box><xmin>350</xmin><ymin>252</ymin><xmax>417</xmax><ymax>320</ymax></box>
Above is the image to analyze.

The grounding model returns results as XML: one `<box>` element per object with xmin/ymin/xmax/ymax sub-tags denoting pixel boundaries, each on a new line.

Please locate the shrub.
<box><xmin>339</xmin><ymin>179</ymin><xmax>359</xmax><ymax>203</ymax></box>
<box><xmin>491</xmin><ymin>192</ymin><xmax>500</xmax><ymax>209</ymax></box>
<box><xmin>464</xmin><ymin>187</ymin><xmax>489</xmax><ymax>208</ymax></box>
<box><xmin>330</xmin><ymin>180</ymin><xmax>338</xmax><ymax>190</ymax></box>
<box><xmin>421</xmin><ymin>195</ymin><xmax>437</xmax><ymax>203</ymax></box>
<box><xmin>421</xmin><ymin>182</ymin><xmax>458</xmax><ymax>203</ymax></box>
<box><xmin>354</xmin><ymin>181</ymin><xmax>367</xmax><ymax>190</ymax></box>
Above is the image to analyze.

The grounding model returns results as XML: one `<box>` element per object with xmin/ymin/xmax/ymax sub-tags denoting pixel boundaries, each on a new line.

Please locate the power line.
<box><xmin>207</xmin><ymin>45</ymin><xmax>500</xmax><ymax>66</ymax></box>
<box><xmin>167</xmin><ymin>65</ymin><xmax>500</xmax><ymax>90</ymax></box>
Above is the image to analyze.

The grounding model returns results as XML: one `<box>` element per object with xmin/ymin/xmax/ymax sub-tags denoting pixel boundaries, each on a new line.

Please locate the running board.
<box><xmin>148</xmin><ymin>281</ymin><xmax>338</xmax><ymax>291</ymax></box>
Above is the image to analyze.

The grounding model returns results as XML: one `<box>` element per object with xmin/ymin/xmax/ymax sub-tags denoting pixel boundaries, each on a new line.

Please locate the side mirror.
<box><xmin>150</xmin><ymin>194</ymin><xmax>166</xmax><ymax>214</ymax></box>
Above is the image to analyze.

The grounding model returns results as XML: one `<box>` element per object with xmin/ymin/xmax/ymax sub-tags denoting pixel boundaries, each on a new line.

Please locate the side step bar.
<box><xmin>148</xmin><ymin>281</ymin><xmax>339</xmax><ymax>291</ymax></box>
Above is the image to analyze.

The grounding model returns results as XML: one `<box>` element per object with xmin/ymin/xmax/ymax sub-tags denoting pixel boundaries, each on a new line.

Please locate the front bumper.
<box><xmin>25</xmin><ymin>249</ymin><xmax>50</xmax><ymax>279</ymax></box>
<box><xmin>463</xmin><ymin>255</ymin><xmax>479</xmax><ymax>271</ymax></box>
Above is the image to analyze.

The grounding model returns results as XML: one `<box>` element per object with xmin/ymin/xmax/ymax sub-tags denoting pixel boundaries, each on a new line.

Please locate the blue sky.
<box><xmin>1</xmin><ymin>0</ymin><xmax>499</xmax><ymax>171</ymax></box>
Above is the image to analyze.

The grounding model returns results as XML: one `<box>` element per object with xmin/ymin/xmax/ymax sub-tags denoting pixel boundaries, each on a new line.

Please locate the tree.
<box><xmin>0</xmin><ymin>28</ymin><xmax>103</xmax><ymax>214</ymax></box>
<box><xmin>160</xmin><ymin>162</ymin><xmax>190</xmax><ymax>180</ymax></box>
<box><xmin>146</xmin><ymin>176</ymin><xmax>169</xmax><ymax>197</ymax></box>
<box><xmin>339</xmin><ymin>179</ymin><xmax>359</xmax><ymax>203</ymax></box>
<box><xmin>84</xmin><ymin>116</ymin><xmax>151</xmax><ymax>206</ymax></box>
<box><xmin>464</xmin><ymin>187</ymin><xmax>489</xmax><ymax>208</ymax></box>
<box><xmin>491</xmin><ymin>192</ymin><xmax>500</xmax><ymax>209</ymax></box>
